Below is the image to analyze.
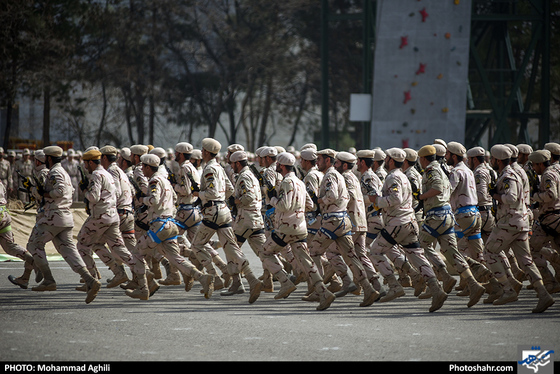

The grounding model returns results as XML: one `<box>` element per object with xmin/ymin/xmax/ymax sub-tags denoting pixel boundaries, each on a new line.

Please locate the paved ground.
<box><xmin>1</xmin><ymin>245</ymin><xmax>559</xmax><ymax>364</ymax></box>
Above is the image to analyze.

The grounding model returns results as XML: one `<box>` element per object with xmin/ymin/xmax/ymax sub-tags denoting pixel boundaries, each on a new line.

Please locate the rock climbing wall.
<box><xmin>370</xmin><ymin>0</ymin><xmax>471</xmax><ymax>149</ymax></box>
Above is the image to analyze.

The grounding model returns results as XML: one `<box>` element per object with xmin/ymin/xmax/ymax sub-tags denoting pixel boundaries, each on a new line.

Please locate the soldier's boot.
<box><xmin>492</xmin><ymin>277</ymin><xmax>518</xmax><ymax>305</ymax></box>
<box><xmin>539</xmin><ymin>265</ymin><xmax>560</xmax><ymax>294</ymax></box>
<box><xmin>541</xmin><ymin>247</ymin><xmax>560</xmax><ymax>283</ymax></box>
<box><xmin>507</xmin><ymin>273</ymin><xmax>523</xmax><ymax>295</ymax></box>
<box><xmin>183</xmin><ymin>272</ymin><xmax>194</xmax><ymax>292</ymax></box>
<box><xmin>159</xmin><ymin>259</ymin><xmax>181</xmax><ymax>286</ymax></box>
<box><xmin>220</xmin><ymin>274</ymin><xmax>245</xmax><ymax>296</ymax></box>
<box><xmin>151</xmin><ymin>258</ymin><xmax>162</xmax><ymax>279</ymax></box>
<box><xmin>244</xmin><ymin>270</ymin><xmax>264</xmax><ymax>304</ymax></box>
<box><xmin>371</xmin><ymin>276</ymin><xmax>386</xmax><ymax>298</ymax></box>
<box><xmin>427</xmin><ymin>277</ymin><xmax>447</xmax><ymax>312</ymax></box>
<box><xmin>359</xmin><ymin>279</ymin><xmax>380</xmax><ymax>307</ymax></box>
<box><xmin>314</xmin><ymin>281</ymin><xmax>336</xmax><ymax>311</ymax></box>
<box><xmin>403</xmin><ymin>263</ymin><xmax>425</xmax><ymax>297</ymax></box>
<box><xmin>437</xmin><ymin>267</ymin><xmax>457</xmax><ymax>294</ymax></box>
<box><xmin>398</xmin><ymin>266</ymin><xmax>412</xmax><ymax>288</ymax></box>
<box><xmin>483</xmin><ymin>277</ymin><xmax>504</xmax><ymax>304</ymax></box>
<box><xmin>334</xmin><ymin>273</ymin><xmax>357</xmax><ymax>298</ymax></box>
<box><xmin>262</xmin><ymin>269</ymin><xmax>274</xmax><ymax>293</ymax></box>
<box><xmin>462</xmin><ymin>269</ymin><xmax>486</xmax><ymax>307</ymax></box>
<box><xmin>196</xmin><ymin>273</ymin><xmax>214</xmax><ymax>299</ymax></box>
<box><xmin>379</xmin><ymin>274</ymin><xmax>405</xmax><ymax>303</ymax></box>
<box><xmin>326</xmin><ymin>274</ymin><xmax>343</xmax><ymax>293</ymax></box>
<box><xmin>8</xmin><ymin>253</ymin><xmax>35</xmax><ymax>289</ymax></box>
<box><xmin>31</xmin><ymin>263</ymin><xmax>57</xmax><ymax>292</ymax></box>
<box><xmin>78</xmin><ymin>267</ymin><xmax>101</xmax><ymax>304</ymax></box>
<box><xmin>212</xmin><ymin>255</ymin><xmax>231</xmax><ymax>289</ymax></box>
<box><xmin>532</xmin><ymin>280</ymin><xmax>555</xmax><ymax>313</ymax></box>
<box><xmin>107</xmin><ymin>265</ymin><xmax>130</xmax><ymax>288</ymax></box>
<box><xmin>120</xmin><ymin>272</ymin><xmax>139</xmax><ymax>290</ymax></box>
<box><xmin>418</xmin><ymin>286</ymin><xmax>432</xmax><ymax>299</ymax></box>
<box><xmin>125</xmin><ymin>274</ymin><xmax>149</xmax><ymax>300</ymax></box>
<box><xmin>147</xmin><ymin>270</ymin><xmax>160</xmax><ymax>297</ymax></box>
<box><xmin>274</xmin><ymin>270</ymin><xmax>297</xmax><ymax>300</ymax></box>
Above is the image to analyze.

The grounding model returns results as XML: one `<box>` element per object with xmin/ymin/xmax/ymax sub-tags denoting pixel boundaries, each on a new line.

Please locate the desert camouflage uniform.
<box><xmin>191</xmin><ymin>158</ymin><xmax>262</xmax><ymax>300</ymax></box>
<box><xmin>62</xmin><ymin>157</ymin><xmax>80</xmax><ymax>202</ymax></box>
<box><xmin>529</xmin><ymin>164</ymin><xmax>560</xmax><ymax>290</ymax></box>
<box><xmin>473</xmin><ymin>162</ymin><xmax>496</xmax><ymax>242</ymax></box>
<box><xmin>14</xmin><ymin>157</ymin><xmax>33</xmax><ymax>203</ymax></box>
<box><xmin>308</xmin><ymin>165</ymin><xmax>378</xmax><ymax>306</ymax></box>
<box><xmin>341</xmin><ymin>168</ymin><xmax>380</xmax><ymax>287</ymax></box>
<box><xmin>136</xmin><ymin>169</ymin><xmax>211</xmax><ymax>297</ymax></box>
<box><xmin>303</xmin><ymin>165</ymin><xmax>323</xmax><ymax>241</ymax></box>
<box><xmin>449</xmin><ymin>161</ymin><xmax>485</xmax><ymax>264</ymax></box>
<box><xmin>360</xmin><ymin>168</ymin><xmax>384</xmax><ymax>246</ymax></box>
<box><xmin>27</xmin><ymin>162</ymin><xmax>100</xmax><ymax>301</ymax></box>
<box><xmin>76</xmin><ymin>165</ymin><xmax>145</xmax><ymax>284</ymax></box>
<box><xmin>485</xmin><ymin>164</ymin><xmax>542</xmax><ymax>286</ymax></box>
<box><xmin>418</xmin><ymin>160</ymin><xmax>470</xmax><ymax>278</ymax></box>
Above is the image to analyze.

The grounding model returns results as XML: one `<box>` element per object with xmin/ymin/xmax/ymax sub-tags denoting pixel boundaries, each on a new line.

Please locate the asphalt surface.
<box><xmin>0</xmin><ymin>244</ymin><xmax>559</xmax><ymax>364</ymax></box>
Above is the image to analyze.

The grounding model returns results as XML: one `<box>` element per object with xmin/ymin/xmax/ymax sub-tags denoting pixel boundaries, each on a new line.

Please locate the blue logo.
<box><xmin>518</xmin><ymin>346</ymin><xmax>554</xmax><ymax>374</ymax></box>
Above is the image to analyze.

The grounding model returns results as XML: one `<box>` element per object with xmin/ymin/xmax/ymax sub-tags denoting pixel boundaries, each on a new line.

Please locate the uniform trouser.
<box><xmin>485</xmin><ymin>227</ymin><xmax>541</xmax><ymax>284</ymax></box>
<box><xmin>77</xmin><ymin>217</ymin><xmax>145</xmax><ymax>276</ymax></box>
<box><xmin>175</xmin><ymin>206</ymin><xmax>215</xmax><ymax>263</ymax></box>
<box><xmin>337</xmin><ymin>231</ymin><xmax>378</xmax><ymax>281</ymax></box>
<box><xmin>107</xmin><ymin>211</ymin><xmax>138</xmax><ymax>267</ymax></box>
<box><xmin>0</xmin><ymin>223</ymin><xmax>33</xmax><ymax>272</ymax></box>
<box><xmin>137</xmin><ymin>220</ymin><xmax>201</xmax><ymax>278</ymax></box>
<box><xmin>27</xmin><ymin>224</ymin><xmax>87</xmax><ymax>274</ymax></box>
<box><xmin>479</xmin><ymin>208</ymin><xmax>496</xmax><ymax>243</ymax></box>
<box><xmin>369</xmin><ymin>221</ymin><xmax>436</xmax><ymax>280</ymax></box>
<box><xmin>260</xmin><ymin>232</ymin><xmax>322</xmax><ymax>287</ymax></box>
<box><xmin>530</xmin><ymin>213</ymin><xmax>560</xmax><ymax>273</ymax></box>
<box><xmin>455</xmin><ymin>211</ymin><xmax>485</xmax><ymax>264</ymax></box>
<box><xmin>308</xmin><ymin>215</ymin><xmax>367</xmax><ymax>283</ymax></box>
<box><xmin>191</xmin><ymin>203</ymin><xmax>250</xmax><ymax>276</ymax></box>
<box><xmin>419</xmin><ymin>213</ymin><xmax>469</xmax><ymax>274</ymax></box>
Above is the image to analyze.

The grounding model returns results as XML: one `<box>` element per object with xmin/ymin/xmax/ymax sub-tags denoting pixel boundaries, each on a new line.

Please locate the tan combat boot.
<box><xmin>315</xmin><ymin>282</ymin><xmax>336</xmax><ymax>311</ymax></box>
<box><xmin>8</xmin><ymin>253</ymin><xmax>35</xmax><ymax>289</ymax></box>
<box><xmin>492</xmin><ymin>277</ymin><xmax>518</xmax><ymax>305</ymax></box>
<box><xmin>78</xmin><ymin>267</ymin><xmax>102</xmax><ymax>304</ymax></box>
<box><xmin>107</xmin><ymin>265</ymin><xmax>130</xmax><ymax>288</ymax></box>
<box><xmin>31</xmin><ymin>263</ymin><xmax>57</xmax><ymax>292</ymax></box>
<box><xmin>220</xmin><ymin>274</ymin><xmax>245</xmax><ymax>296</ymax></box>
<box><xmin>359</xmin><ymin>279</ymin><xmax>380</xmax><ymax>307</ymax></box>
<box><xmin>244</xmin><ymin>270</ymin><xmax>263</xmax><ymax>304</ymax></box>
<box><xmin>274</xmin><ymin>270</ymin><xmax>297</xmax><ymax>300</ymax></box>
<box><xmin>461</xmin><ymin>269</ymin><xmax>486</xmax><ymax>307</ymax></box>
<box><xmin>532</xmin><ymin>280</ymin><xmax>555</xmax><ymax>313</ymax></box>
<box><xmin>379</xmin><ymin>274</ymin><xmax>405</xmax><ymax>302</ymax></box>
<box><xmin>197</xmin><ymin>273</ymin><xmax>214</xmax><ymax>299</ymax></box>
<box><xmin>426</xmin><ymin>277</ymin><xmax>447</xmax><ymax>312</ymax></box>
<box><xmin>437</xmin><ymin>267</ymin><xmax>457</xmax><ymax>294</ymax></box>
<box><xmin>125</xmin><ymin>274</ymin><xmax>150</xmax><ymax>300</ymax></box>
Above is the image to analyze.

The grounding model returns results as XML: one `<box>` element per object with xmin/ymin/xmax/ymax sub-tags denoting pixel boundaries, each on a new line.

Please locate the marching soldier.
<box><xmin>26</xmin><ymin>145</ymin><xmax>101</xmax><ymax>304</ymax></box>
<box><xmin>190</xmin><ymin>138</ymin><xmax>263</xmax><ymax>303</ymax></box>
<box><xmin>129</xmin><ymin>153</ymin><xmax>214</xmax><ymax>300</ymax></box>
<box><xmin>307</xmin><ymin>148</ymin><xmax>380</xmax><ymax>308</ymax></box>
<box><xmin>444</xmin><ymin>142</ymin><xmax>487</xmax><ymax>307</ymax></box>
<box><xmin>75</xmin><ymin>149</ymin><xmax>147</xmax><ymax>294</ymax></box>
<box><xmin>527</xmin><ymin>150</ymin><xmax>560</xmax><ymax>294</ymax></box>
<box><xmin>336</xmin><ymin>151</ymin><xmax>383</xmax><ymax>296</ymax></box>
<box><xmin>485</xmin><ymin>145</ymin><xmax>554</xmax><ymax>313</ymax></box>
<box><xmin>367</xmin><ymin>148</ymin><xmax>447</xmax><ymax>312</ymax></box>
<box><xmin>373</xmin><ymin>148</ymin><xmax>387</xmax><ymax>183</ymax></box>
<box><xmin>14</xmin><ymin>148</ymin><xmax>34</xmax><ymax>204</ymax></box>
<box><xmin>258</xmin><ymin>151</ymin><xmax>336</xmax><ymax>310</ymax></box>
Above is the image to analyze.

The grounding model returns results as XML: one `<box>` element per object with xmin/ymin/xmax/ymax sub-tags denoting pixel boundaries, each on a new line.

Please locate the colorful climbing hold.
<box><xmin>400</xmin><ymin>36</ymin><xmax>408</xmax><ymax>49</ymax></box>
<box><xmin>419</xmin><ymin>8</ymin><xmax>429</xmax><ymax>22</ymax></box>
<box><xmin>416</xmin><ymin>63</ymin><xmax>426</xmax><ymax>75</ymax></box>
<box><xmin>404</xmin><ymin>90</ymin><xmax>412</xmax><ymax>104</ymax></box>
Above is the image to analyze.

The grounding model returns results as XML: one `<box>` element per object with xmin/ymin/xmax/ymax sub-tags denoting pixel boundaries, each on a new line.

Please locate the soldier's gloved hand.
<box><xmin>267</xmin><ymin>188</ymin><xmax>277</xmax><ymax>199</ymax></box>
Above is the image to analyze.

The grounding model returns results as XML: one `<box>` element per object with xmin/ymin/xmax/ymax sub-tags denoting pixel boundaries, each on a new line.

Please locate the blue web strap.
<box><xmin>148</xmin><ymin>217</ymin><xmax>179</xmax><ymax>244</ymax></box>
<box><xmin>366</xmin><ymin>232</ymin><xmax>378</xmax><ymax>240</ymax></box>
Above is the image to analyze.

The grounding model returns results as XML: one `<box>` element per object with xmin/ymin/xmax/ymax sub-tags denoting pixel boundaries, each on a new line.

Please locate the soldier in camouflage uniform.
<box><xmin>417</xmin><ymin>145</ymin><xmax>470</xmax><ymax>296</ymax></box>
<box><xmin>444</xmin><ymin>142</ymin><xmax>487</xmax><ymax>307</ymax></box>
<box><xmin>373</xmin><ymin>148</ymin><xmax>387</xmax><ymax>184</ymax></box>
<box><xmin>100</xmin><ymin>146</ymin><xmax>140</xmax><ymax>287</ymax></box>
<box><xmin>258</xmin><ymin>152</ymin><xmax>336</xmax><ymax>310</ymax></box>
<box><xmin>14</xmin><ymin>148</ymin><xmax>34</xmax><ymax>204</ymax></box>
<box><xmin>335</xmin><ymin>151</ymin><xmax>383</xmax><ymax>296</ymax></box>
<box><xmin>485</xmin><ymin>145</ymin><xmax>554</xmax><ymax>313</ymax></box>
<box><xmin>128</xmin><ymin>153</ymin><xmax>214</xmax><ymax>300</ymax></box>
<box><xmin>75</xmin><ymin>149</ymin><xmax>147</xmax><ymax>295</ymax></box>
<box><xmin>191</xmin><ymin>138</ymin><xmax>263</xmax><ymax>303</ymax></box>
<box><xmin>26</xmin><ymin>146</ymin><xmax>101</xmax><ymax>304</ymax></box>
<box><xmin>7</xmin><ymin>150</ymin><xmax>49</xmax><ymax>288</ymax></box>
<box><xmin>527</xmin><ymin>150</ymin><xmax>560</xmax><ymax>294</ymax></box>
<box><xmin>368</xmin><ymin>148</ymin><xmax>447</xmax><ymax>312</ymax></box>
<box><xmin>307</xmin><ymin>148</ymin><xmax>379</xmax><ymax>308</ymax></box>
<box><xmin>229</xmin><ymin>150</ymin><xmax>274</xmax><ymax>291</ymax></box>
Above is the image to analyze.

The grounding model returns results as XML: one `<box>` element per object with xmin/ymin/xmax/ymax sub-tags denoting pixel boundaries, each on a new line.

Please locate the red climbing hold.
<box><xmin>400</xmin><ymin>36</ymin><xmax>408</xmax><ymax>49</ymax></box>
<box><xmin>403</xmin><ymin>90</ymin><xmax>412</xmax><ymax>104</ymax></box>
<box><xmin>419</xmin><ymin>8</ymin><xmax>429</xmax><ymax>22</ymax></box>
<box><xmin>416</xmin><ymin>63</ymin><xmax>426</xmax><ymax>75</ymax></box>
